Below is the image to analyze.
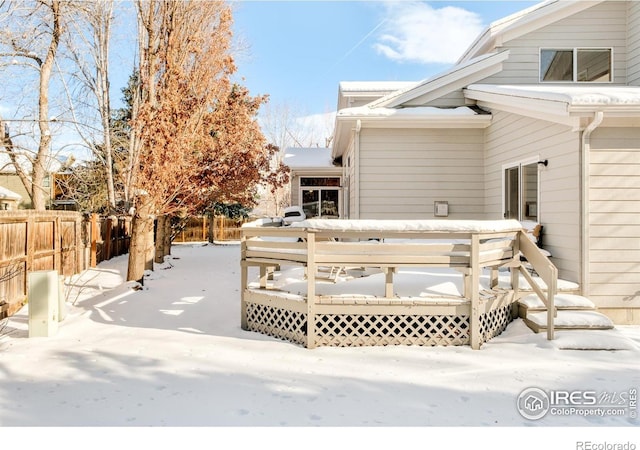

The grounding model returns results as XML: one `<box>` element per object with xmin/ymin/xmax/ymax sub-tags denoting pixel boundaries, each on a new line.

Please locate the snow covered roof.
<box><xmin>337</xmin><ymin>105</ymin><xmax>480</xmax><ymax>119</ymax></box>
<box><xmin>465</xmin><ymin>85</ymin><xmax>640</xmax><ymax>120</ymax></box>
<box><xmin>0</xmin><ymin>185</ymin><xmax>21</xmax><ymax>200</ymax></box>
<box><xmin>337</xmin><ymin>81</ymin><xmax>416</xmax><ymax>111</ymax></box>
<box><xmin>283</xmin><ymin>147</ymin><xmax>336</xmax><ymax>169</ymax></box>
<box><xmin>466</xmin><ymin>85</ymin><xmax>640</xmax><ymax>108</ymax></box>
<box><xmin>339</xmin><ymin>81</ymin><xmax>415</xmax><ymax>94</ymax></box>
<box><xmin>458</xmin><ymin>0</ymin><xmax>605</xmax><ymax>63</ymax></box>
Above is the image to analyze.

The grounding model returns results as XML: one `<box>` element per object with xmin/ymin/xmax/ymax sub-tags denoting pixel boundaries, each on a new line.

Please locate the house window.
<box><xmin>540</xmin><ymin>48</ymin><xmax>611</xmax><ymax>82</ymax></box>
<box><xmin>504</xmin><ymin>162</ymin><xmax>539</xmax><ymax>221</ymax></box>
<box><xmin>300</xmin><ymin>177</ymin><xmax>341</xmax><ymax>219</ymax></box>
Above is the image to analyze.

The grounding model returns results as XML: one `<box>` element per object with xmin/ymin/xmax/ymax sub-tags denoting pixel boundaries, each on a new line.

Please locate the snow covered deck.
<box><xmin>240</xmin><ymin>220</ymin><xmax>557</xmax><ymax>349</ymax></box>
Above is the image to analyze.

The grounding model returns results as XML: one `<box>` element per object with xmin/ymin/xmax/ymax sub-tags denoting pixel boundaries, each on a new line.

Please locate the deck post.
<box><xmin>259</xmin><ymin>265</ymin><xmax>268</xmax><ymax>288</ymax></box>
<box><xmin>470</xmin><ymin>234</ymin><xmax>481</xmax><ymax>350</ymax></box>
<box><xmin>547</xmin><ymin>265</ymin><xmax>557</xmax><ymax>341</ymax></box>
<box><xmin>240</xmin><ymin>234</ymin><xmax>248</xmax><ymax>330</ymax></box>
<box><xmin>384</xmin><ymin>267</ymin><xmax>395</xmax><ymax>298</ymax></box>
<box><xmin>306</xmin><ymin>231</ymin><xmax>317</xmax><ymax>349</ymax></box>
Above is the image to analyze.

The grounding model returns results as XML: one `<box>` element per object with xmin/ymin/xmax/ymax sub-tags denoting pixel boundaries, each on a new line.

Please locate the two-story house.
<box><xmin>324</xmin><ymin>0</ymin><xmax>640</xmax><ymax>324</ymax></box>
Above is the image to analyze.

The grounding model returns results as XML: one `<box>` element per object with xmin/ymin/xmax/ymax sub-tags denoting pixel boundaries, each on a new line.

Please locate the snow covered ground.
<box><xmin>1</xmin><ymin>242</ymin><xmax>638</xmax><ymax>448</ymax></box>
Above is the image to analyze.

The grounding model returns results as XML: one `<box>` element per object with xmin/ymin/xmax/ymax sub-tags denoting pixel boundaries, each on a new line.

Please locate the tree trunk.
<box><xmin>154</xmin><ymin>215</ymin><xmax>166</xmax><ymax>264</ymax></box>
<box><xmin>127</xmin><ymin>197</ymin><xmax>154</xmax><ymax>283</ymax></box>
<box><xmin>33</xmin><ymin>0</ymin><xmax>61</xmax><ymax>211</ymax></box>
<box><xmin>163</xmin><ymin>215</ymin><xmax>171</xmax><ymax>257</ymax></box>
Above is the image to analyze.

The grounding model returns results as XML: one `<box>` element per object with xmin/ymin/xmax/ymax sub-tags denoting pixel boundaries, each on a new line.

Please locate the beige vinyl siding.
<box><xmin>480</xmin><ymin>1</ymin><xmax>628</xmax><ymax>85</ymax></box>
<box><xmin>484</xmin><ymin>111</ymin><xmax>581</xmax><ymax>282</ymax></box>
<box><xmin>342</xmin><ymin>142</ymin><xmax>357</xmax><ymax>219</ymax></box>
<box><xmin>0</xmin><ymin>173</ymin><xmax>31</xmax><ymax>209</ymax></box>
<box><xmin>628</xmin><ymin>1</ymin><xmax>640</xmax><ymax>85</ymax></box>
<box><xmin>357</xmin><ymin>128</ymin><xmax>484</xmax><ymax>220</ymax></box>
<box><xmin>588</xmin><ymin>127</ymin><xmax>640</xmax><ymax>309</ymax></box>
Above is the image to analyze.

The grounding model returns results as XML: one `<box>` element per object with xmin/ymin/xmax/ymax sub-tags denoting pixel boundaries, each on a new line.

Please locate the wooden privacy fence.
<box><xmin>174</xmin><ymin>216</ymin><xmax>248</xmax><ymax>242</ymax></box>
<box><xmin>0</xmin><ymin>212</ymin><xmax>132</xmax><ymax>319</ymax></box>
<box><xmin>1</xmin><ymin>211</ymin><xmax>240</xmax><ymax>319</ymax></box>
<box><xmin>90</xmin><ymin>214</ymin><xmax>131</xmax><ymax>266</ymax></box>
<box><xmin>0</xmin><ymin>211</ymin><xmax>85</xmax><ymax>318</ymax></box>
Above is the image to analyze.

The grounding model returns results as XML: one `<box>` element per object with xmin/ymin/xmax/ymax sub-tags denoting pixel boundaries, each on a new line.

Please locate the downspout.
<box><xmin>580</xmin><ymin>110</ymin><xmax>604</xmax><ymax>297</ymax></box>
<box><xmin>354</xmin><ymin>119</ymin><xmax>362</xmax><ymax>219</ymax></box>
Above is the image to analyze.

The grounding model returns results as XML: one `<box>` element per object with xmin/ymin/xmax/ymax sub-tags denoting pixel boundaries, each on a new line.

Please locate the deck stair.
<box><xmin>518</xmin><ymin>291</ymin><xmax>614</xmax><ymax>333</ymax></box>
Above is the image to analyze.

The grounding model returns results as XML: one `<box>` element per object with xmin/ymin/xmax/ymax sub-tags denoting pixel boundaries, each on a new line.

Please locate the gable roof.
<box><xmin>458</xmin><ymin>0</ymin><xmax>606</xmax><ymax>63</ymax></box>
<box><xmin>369</xmin><ymin>51</ymin><xmax>509</xmax><ymax>109</ymax></box>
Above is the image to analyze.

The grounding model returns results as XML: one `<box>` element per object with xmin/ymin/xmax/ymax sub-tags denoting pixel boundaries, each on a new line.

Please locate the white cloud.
<box><xmin>373</xmin><ymin>2</ymin><xmax>484</xmax><ymax>64</ymax></box>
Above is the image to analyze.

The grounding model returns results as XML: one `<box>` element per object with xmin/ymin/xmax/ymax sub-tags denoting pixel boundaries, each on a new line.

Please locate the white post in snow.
<box><xmin>306</xmin><ymin>231</ymin><xmax>317</xmax><ymax>349</ymax></box>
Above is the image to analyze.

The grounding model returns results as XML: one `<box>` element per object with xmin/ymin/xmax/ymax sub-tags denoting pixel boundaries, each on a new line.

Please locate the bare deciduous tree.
<box><xmin>64</xmin><ymin>0</ymin><xmax>117</xmax><ymax>210</ymax></box>
<box><xmin>0</xmin><ymin>0</ymin><xmax>64</xmax><ymax>210</ymax></box>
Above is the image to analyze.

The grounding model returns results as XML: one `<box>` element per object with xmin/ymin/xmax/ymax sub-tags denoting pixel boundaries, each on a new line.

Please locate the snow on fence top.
<box><xmin>289</xmin><ymin>219</ymin><xmax>523</xmax><ymax>233</ymax></box>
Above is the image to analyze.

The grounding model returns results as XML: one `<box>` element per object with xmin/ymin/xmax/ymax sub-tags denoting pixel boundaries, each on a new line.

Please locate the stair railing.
<box><xmin>516</xmin><ymin>230</ymin><xmax>557</xmax><ymax>340</ymax></box>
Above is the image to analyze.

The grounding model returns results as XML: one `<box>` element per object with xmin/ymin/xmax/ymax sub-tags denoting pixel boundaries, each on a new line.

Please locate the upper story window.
<box><xmin>540</xmin><ymin>48</ymin><xmax>612</xmax><ymax>82</ymax></box>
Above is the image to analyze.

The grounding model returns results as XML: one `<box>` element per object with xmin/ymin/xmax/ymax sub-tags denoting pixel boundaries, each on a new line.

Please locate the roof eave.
<box><xmin>331</xmin><ymin>113</ymin><xmax>491</xmax><ymax>159</ymax></box>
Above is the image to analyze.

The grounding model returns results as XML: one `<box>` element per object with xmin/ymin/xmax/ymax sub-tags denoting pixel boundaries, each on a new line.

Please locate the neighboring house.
<box><xmin>284</xmin><ymin>147</ymin><xmax>342</xmax><ymax>219</ymax></box>
<box><xmin>0</xmin><ymin>154</ymin><xmax>66</xmax><ymax>210</ymax></box>
<box><xmin>0</xmin><ymin>185</ymin><xmax>21</xmax><ymax>210</ymax></box>
<box><xmin>321</xmin><ymin>0</ymin><xmax>640</xmax><ymax>324</ymax></box>
<box><xmin>0</xmin><ymin>171</ymin><xmax>33</xmax><ymax>209</ymax></box>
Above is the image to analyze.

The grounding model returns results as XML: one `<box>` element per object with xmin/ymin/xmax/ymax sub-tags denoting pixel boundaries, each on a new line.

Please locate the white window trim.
<box><xmin>299</xmin><ymin>176</ymin><xmax>342</xmax><ymax>219</ymax></box>
<box><xmin>501</xmin><ymin>156</ymin><xmax>541</xmax><ymax>222</ymax></box>
<box><xmin>539</xmin><ymin>47</ymin><xmax>613</xmax><ymax>83</ymax></box>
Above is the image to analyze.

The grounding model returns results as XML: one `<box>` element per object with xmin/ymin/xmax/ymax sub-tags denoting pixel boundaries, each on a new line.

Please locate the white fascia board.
<box><xmin>465</xmin><ymin>87</ymin><xmax>570</xmax><ymax>116</ymax></box>
<box><xmin>474</xmin><ymin>99</ymin><xmax>580</xmax><ymax>129</ymax></box>
<box><xmin>374</xmin><ymin>52</ymin><xmax>509</xmax><ymax>109</ymax></box>
<box><xmin>331</xmin><ymin>119</ymin><xmax>353</xmax><ymax>159</ymax></box>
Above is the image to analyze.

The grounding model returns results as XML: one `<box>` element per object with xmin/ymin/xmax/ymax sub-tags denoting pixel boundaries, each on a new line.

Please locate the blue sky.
<box><xmin>231</xmin><ymin>1</ymin><xmax>539</xmax><ymax>117</ymax></box>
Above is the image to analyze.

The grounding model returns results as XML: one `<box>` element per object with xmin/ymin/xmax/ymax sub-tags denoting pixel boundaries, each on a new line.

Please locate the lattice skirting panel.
<box><xmin>245</xmin><ymin>302</ymin><xmax>513</xmax><ymax>348</ymax></box>
<box><xmin>246</xmin><ymin>303</ymin><xmax>307</xmax><ymax>346</ymax></box>
<box><xmin>478</xmin><ymin>304</ymin><xmax>514</xmax><ymax>345</ymax></box>
<box><xmin>314</xmin><ymin>314</ymin><xmax>469</xmax><ymax>347</ymax></box>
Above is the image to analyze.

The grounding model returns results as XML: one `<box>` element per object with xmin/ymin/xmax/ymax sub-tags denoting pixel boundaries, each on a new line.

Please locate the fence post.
<box><xmin>104</xmin><ymin>216</ymin><xmax>113</xmax><ymax>261</ymax></box>
<box><xmin>54</xmin><ymin>215</ymin><xmax>62</xmax><ymax>273</ymax></box>
<box><xmin>90</xmin><ymin>214</ymin><xmax>98</xmax><ymax>267</ymax></box>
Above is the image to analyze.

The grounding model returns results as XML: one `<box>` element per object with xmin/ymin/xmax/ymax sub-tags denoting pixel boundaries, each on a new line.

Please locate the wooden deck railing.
<box><xmin>515</xmin><ymin>231</ymin><xmax>557</xmax><ymax>341</ymax></box>
<box><xmin>240</xmin><ymin>220</ymin><xmax>557</xmax><ymax>349</ymax></box>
